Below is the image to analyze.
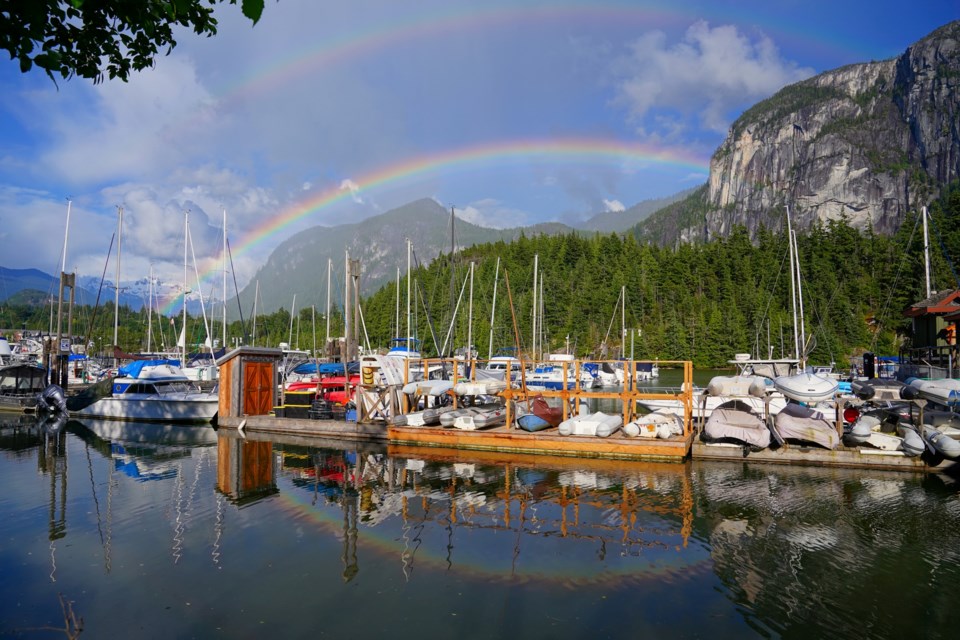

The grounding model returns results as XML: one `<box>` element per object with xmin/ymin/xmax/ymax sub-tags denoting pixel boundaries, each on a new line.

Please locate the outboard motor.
<box><xmin>863</xmin><ymin>352</ymin><xmax>876</xmax><ymax>379</ymax></box>
<box><xmin>37</xmin><ymin>411</ymin><xmax>68</xmax><ymax>435</ymax></box>
<box><xmin>36</xmin><ymin>384</ymin><xmax>68</xmax><ymax>415</ymax></box>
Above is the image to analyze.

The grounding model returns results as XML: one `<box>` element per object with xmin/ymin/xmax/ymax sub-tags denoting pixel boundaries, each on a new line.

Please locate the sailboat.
<box><xmin>770</xmin><ymin>207</ymin><xmax>840</xmax><ymax>449</ymax></box>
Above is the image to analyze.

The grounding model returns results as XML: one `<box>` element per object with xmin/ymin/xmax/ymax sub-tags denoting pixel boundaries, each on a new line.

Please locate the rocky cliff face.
<box><xmin>697</xmin><ymin>21</ymin><xmax>959</xmax><ymax>241</ymax></box>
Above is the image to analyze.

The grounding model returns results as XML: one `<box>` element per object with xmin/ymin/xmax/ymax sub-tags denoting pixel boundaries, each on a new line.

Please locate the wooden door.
<box><xmin>243</xmin><ymin>361</ymin><xmax>274</xmax><ymax>415</ymax></box>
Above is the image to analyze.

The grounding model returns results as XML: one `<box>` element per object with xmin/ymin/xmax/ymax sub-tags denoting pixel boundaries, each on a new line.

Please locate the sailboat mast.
<box><xmin>532</xmin><ymin>253</ymin><xmax>538</xmax><ymax>360</ymax></box>
<box><xmin>114</xmin><ymin>206</ymin><xmax>123</xmax><ymax>355</ymax></box>
<box><xmin>344</xmin><ymin>250</ymin><xmax>350</xmax><ymax>356</ymax></box>
<box><xmin>467</xmin><ymin>261</ymin><xmax>474</xmax><ymax>359</ymax></box>
<box><xmin>222</xmin><ymin>207</ymin><xmax>227</xmax><ymax>350</ymax></box>
<box><xmin>252</xmin><ymin>280</ymin><xmax>259</xmax><ymax>347</ymax></box>
<box><xmin>288</xmin><ymin>294</ymin><xmax>296</xmax><ymax>347</ymax></box>
<box><xmin>147</xmin><ymin>264</ymin><xmax>153</xmax><ymax>353</ymax></box>
<box><xmin>182</xmin><ymin>210</ymin><xmax>189</xmax><ymax>365</ymax></box>
<box><xmin>326</xmin><ymin>258</ymin><xmax>332</xmax><ymax>356</ymax></box>
<box><xmin>61</xmin><ymin>199</ymin><xmax>72</xmax><ymax>275</ymax></box>
<box><xmin>621</xmin><ymin>285</ymin><xmax>626</xmax><ymax>359</ymax></box>
<box><xmin>488</xmin><ymin>256</ymin><xmax>500</xmax><ymax>361</ymax></box>
<box><xmin>786</xmin><ymin>206</ymin><xmax>800</xmax><ymax>360</ymax></box>
<box><xmin>793</xmin><ymin>229</ymin><xmax>807</xmax><ymax>366</ymax></box>
<box><xmin>923</xmin><ymin>206</ymin><xmax>932</xmax><ymax>298</ymax></box>
<box><xmin>406</xmin><ymin>239</ymin><xmax>412</xmax><ymax>348</ymax></box>
<box><xmin>395</xmin><ymin>267</ymin><xmax>400</xmax><ymax>342</ymax></box>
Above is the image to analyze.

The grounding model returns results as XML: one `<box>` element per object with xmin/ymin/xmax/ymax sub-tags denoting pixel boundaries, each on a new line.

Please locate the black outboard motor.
<box><xmin>863</xmin><ymin>352</ymin><xmax>876</xmax><ymax>379</ymax></box>
<box><xmin>37</xmin><ymin>411</ymin><xmax>68</xmax><ymax>435</ymax></box>
<box><xmin>36</xmin><ymin>384</ymin><xmax>68</xmax><ymax>414</ymax></box>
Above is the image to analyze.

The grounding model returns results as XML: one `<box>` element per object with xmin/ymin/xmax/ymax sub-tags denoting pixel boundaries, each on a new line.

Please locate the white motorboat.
<box><xmin>67</xmin><ymin>361</ymin><xmax>218</xmax><ymax>424</ymax></box>
<box><xmin>527</xmin><ymin>353</ymin><xmax>597</xmax><ymax>390</ymax></box>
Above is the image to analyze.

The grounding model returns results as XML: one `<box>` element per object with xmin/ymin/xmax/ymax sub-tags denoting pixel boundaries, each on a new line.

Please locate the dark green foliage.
<box><xmin>5</xmin><ymin>187</ymin><xmax>958</xmax><ymax>365</ymax></box>
<box><xmin>1</xmin><ymin>0</ymin><xmax>267</xmax><ymax>83</ymax></box>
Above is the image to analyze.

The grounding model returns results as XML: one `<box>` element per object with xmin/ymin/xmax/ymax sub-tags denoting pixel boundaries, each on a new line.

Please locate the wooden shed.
<box><xmin>216</xmin><ymin>347</ymin><xmax>283</xmax><ymax>419</ymax></box>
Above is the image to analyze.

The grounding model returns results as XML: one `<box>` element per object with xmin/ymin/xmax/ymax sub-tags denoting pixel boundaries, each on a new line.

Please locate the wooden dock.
<box><xmin>691</xmin><ymin>440</ymin><xmax>958</xmax><ymax>473</ymax></box>
<box><xmin>388</xmin><ymin>423</ymin><xmax>692</xmax><ymax>461</ymax></box>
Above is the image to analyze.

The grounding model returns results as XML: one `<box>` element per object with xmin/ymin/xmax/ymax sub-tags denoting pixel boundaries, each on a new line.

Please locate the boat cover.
<box><xmin>772</xmin><ymin>402</ymin><xmax>839</xmax><ymax>449</ymax></box>
<box><xmin>703</xmin><ymin>407</ymin><xmax>770</xmax><ymax>448</ymax></box>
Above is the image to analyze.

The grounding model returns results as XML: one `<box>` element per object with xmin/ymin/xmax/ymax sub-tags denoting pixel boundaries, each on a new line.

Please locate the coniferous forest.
<box><xmin>2</xmin><ymin>185</ymin><xmax>958</xmax><ymax>367</ymax></box>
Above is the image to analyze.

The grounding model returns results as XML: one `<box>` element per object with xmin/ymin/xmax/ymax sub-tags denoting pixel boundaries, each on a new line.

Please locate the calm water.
<box><xmin>2</xmin><ymin>412</ymin><xmax>959</xmax><ymax>639</ymax></box>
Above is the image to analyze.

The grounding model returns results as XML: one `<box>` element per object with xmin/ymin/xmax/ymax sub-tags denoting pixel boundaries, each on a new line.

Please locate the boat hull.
<box><xmin>70</xmin><ymin>397</ymin><xmax>218</xmax><ymax>423</ymax></box>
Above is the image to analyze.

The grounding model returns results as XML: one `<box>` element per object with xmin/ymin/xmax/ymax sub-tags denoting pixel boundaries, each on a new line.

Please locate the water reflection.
<box><xmin>2</xmin><ymin>412</ymin><xmax>960</xmax><ymax>637</ymax></box>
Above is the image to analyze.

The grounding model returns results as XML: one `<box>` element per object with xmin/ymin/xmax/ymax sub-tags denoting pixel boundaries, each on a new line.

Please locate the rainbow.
<box><xmin>215</xmin><ymin>3</ymin><xmax>863</xmax><ymax>103</ymax></box>
<box><xmin>273</xmin><ymin>473</ymin><xmax>712</xmax><ymax>585</ymax></box>
<box><xmin>160</xmin><ymin>137</ymin><xmax>710</xmax><ymax>314</ymax></box>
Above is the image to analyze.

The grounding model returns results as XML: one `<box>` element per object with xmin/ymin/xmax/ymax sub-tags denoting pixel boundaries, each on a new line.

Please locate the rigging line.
<box><xmin>753</xmin><ymin>240</ymin><xmax>792</xmax><ymax>354</ymax></box>
<box><xmin>870</xmin><ymin>212</ymin><xmax>922</xmax><ymax>351</ymax></box>
<box><xmin>226</xmin><ymin>238</ymin><xmax>246</xmax><ymax>343</ymax></box>
<box><xmin>411</xmin><ymin>248</ymin><xmax>442</xmax><ymax>355</ymax></box>
<box><xmin>82</xmin><ymin>232</ymin><xmax>116</xmax><ymax>349</ymax></box>
<box><xmin>924</xmin><ymin>208</ymin><xmax>960</xmax><ymax>289</ymax></box>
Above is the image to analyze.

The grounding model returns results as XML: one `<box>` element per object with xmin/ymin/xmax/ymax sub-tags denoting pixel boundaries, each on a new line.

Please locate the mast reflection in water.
<box><xmin>0</xmin><ymin>413</ymin><xmax>958</xmax><ymax>638</ymax></box>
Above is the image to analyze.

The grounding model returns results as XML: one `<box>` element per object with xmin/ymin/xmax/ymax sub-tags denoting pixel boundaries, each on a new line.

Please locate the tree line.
<box><xmin>3</xmin><ymin>185</ymin><xmax>958</xmax><ymax>368</ymax></box>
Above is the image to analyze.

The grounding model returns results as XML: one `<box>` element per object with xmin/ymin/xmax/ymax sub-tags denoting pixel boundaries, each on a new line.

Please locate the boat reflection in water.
<box><xmin>2</xmin><ymin>412</ymin><xmax>960</xmax><ymax>638</ymax></box>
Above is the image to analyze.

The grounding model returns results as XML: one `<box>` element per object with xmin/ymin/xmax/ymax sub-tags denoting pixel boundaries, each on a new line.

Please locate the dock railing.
<box><xmin>390</xmin><ymin>356</ymin><xmax>694</xmax><ymax>436</ymax></box>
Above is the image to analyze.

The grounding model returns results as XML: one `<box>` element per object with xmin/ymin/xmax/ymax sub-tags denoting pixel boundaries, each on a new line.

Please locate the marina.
<box><xmin>2</xmin><ymin>412</ymin><xmax>959</xmax><ymax>637</ymax></box>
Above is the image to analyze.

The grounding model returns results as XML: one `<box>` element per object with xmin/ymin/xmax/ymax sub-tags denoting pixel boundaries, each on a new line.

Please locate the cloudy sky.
<box><xmin>0</xmin><ymin>0</ymin><xmax>956</xmax><ymax>306</ymax></box>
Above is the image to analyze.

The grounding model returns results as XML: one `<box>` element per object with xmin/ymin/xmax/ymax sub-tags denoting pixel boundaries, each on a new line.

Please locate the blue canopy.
<box><xmin>118</xmin><ymin>359</ymin><xmax>181</xmax><ymax>378</ymax></box>
<box><xmin>68</xmin><ymin>353</ymin><xmax>87</xmax><ymax>361</ymax></box>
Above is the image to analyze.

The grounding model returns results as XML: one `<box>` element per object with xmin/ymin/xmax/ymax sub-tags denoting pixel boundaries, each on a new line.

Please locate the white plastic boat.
<box><xmin>773</xmin><ymin>372</ymin><xmax>838</xmax><ymax>403</ymax></box>
<box><xmin>920</xmin><ymin>424</ymin><xmax>960</xmax><ymax>458</ymax></box>
<box><xmin>452</xmin><ymin>405</ymin><xmax>507</xmax><ymax>430</ymax></box>
<box><xmin>624</xmin><ymin>411</ymin><xmax>683</xmax><ymax>439</ymax></box>
<box><xmin>453</xmin><ymin>379</ymin><xmax>507</xmax><ymax>396</ymax></box>
<box><xmin>905</xmin><ymin>377</ymin><xmax>960</xmax><ymax>407</ymax></box>
<box><xmin>558</xmin><ymin>412</ymin><xmax>622</xmax><ymax>437</ymax></box>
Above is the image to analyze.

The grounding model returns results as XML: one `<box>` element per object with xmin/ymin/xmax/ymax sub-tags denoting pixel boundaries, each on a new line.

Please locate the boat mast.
<box><xmin>785</xmin><ymin>206</ymin><xmax>800</xmax><ymax>361</ymax></box>
<box><xmin>467</xmin><ymin>261</ymin><xmax>474</xmax><ymax>360</ymax></box>
<box><xmin>344</xmin><ymin>250</ymin><xmax>350</xmax><ymax>357</ymax></box>
<box><xmin>923</xmin><ymin>206</ymin><xmax>932</xmax><ymax>298</ymax></box>
<box><xmin>252</xmin><ymin>280</ymin><xmax>259</xmax><ymax>347</ymax></box>
<box><xmin>147</xmin><ymin>264</ymin><xmax>153</xmax><ymax>353</ymax></box>
<box><xmin>406</xmin><ymin>239</ymin><xmax>412</xmax><ymax>350</ymax></box>
<box><xmin>487</xmin><ymin>256</ymin><xmax>500</xmax><ymax>361</ymax></box>
<box><xmin>793</xmin><ymin>228</ymin><xmax>807</xmax><ymax>366</ymax></box>
<box><xmin>395</xmin><ymin>267</ymin><xmax>400</xmax><ymax>342</ymax></box>
<box><xmin>113</xmin><ymin>206</ymin><xmax>123</xmax><ymax>363</ymax></box>
<box><xmin>326</xmin><ymin>258</ymin><xmax>332</xmax><ymax>358</ymax></box>
<box><xmin>532</xmin><ymin>253</ymin><xmax>538</xmax><ymax>360</ymax></box>
<box><xmin>182</xmin><ymin>210</ymin><xmax>189</xmax><ymax>366</ymax></box>
<box><xmin>621</xmin><ymin>285</ymin><xmax>626</xmax><ymax>359</ymax></box>
<box><xmin>288</xmin><ymin>294</ymin><xmax>296</xmax><ymax>347</ymax></box>
<box><xmin>222</xmin><ymin>207</ymin><xmax>227</xmax><ymax>350</ymax></box>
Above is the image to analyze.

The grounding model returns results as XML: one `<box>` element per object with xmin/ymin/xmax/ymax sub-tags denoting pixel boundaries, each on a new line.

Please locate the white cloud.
<box><xmin>611</xmin><ymin>21</ymin><xmax>814</xmax><ymax>134</ymax></box>
<box><xmin>339</xmin><ymin>179</ymin><xmax>364</xmax><ymax>204</ymax></box>
<box><xmin>28</xmin><ymin>56</ymin><xmax>222</xmax><ymax>185</ymax></box>
<box><xmin>456</xmin><ymin>199</ymin><xmax>530</xmax><ymax>229</ymax></box>
<box><xmin>603</xmin><ymin>199</ymin><xmax>626</xmax><ymax>213</ymax></box>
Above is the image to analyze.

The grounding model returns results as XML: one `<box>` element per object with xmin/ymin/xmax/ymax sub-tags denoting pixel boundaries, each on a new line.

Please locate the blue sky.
<box><xmin>0</xmin><ymin>0</ymin><xmax>956</xmax><ymax>298</ymax></box>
